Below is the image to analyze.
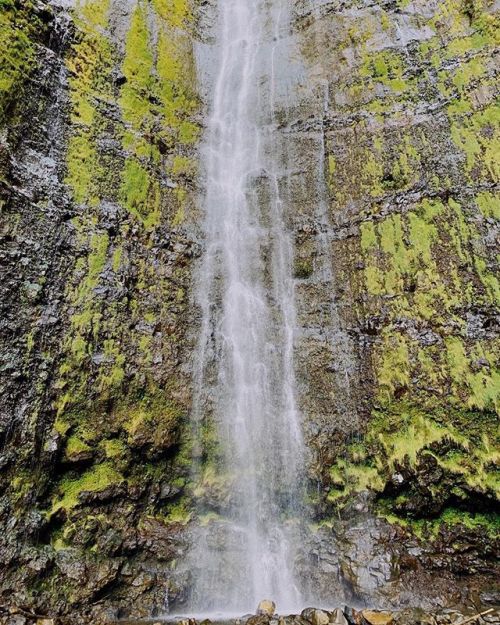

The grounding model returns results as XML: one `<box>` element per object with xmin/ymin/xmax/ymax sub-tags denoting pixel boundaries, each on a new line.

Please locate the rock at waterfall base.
<box><xmin>257</xmin><ymin>601</ymin><xmax>276</xmax><ymax>616</ymax></box>
<box><xmin>361</xmin><ymin>611</ymin><xmax>394</xmax><ymax>625</ymax></box>
<box><xmin>301</xmin><ymin>608</ymin><xmax>330</xmax><ymax>625</ymax></box>
<box><xmin>329</xmin><ymin>608</ymin><xmax>348</xmax><ymax>625</ymax></box>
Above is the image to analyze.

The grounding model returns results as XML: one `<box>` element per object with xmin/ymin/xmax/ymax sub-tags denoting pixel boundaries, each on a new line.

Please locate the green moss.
<box><xmin>294</xmin><ymin>258</ymin><xmax>313</xmax><ymax>279</ymax></box>
<box><xmin>451</xmin><ymin>103</ymin><xmax>500</xmax><ymax>182</ymax></box>
<box><xmin>0</xmin><ymin>0</ymin><xmax>45</xmax><ymax>123</ymax></box>
<box><xmin>452</xmin><ymin>56</ymin><xmax>486</xmax><ymax>91</ymax></box>
<box><xmin>432</xmin><ymin>432</ymin><xmax>499</xmax><ymax>494</ymax></box>
<box><xmin>445</xmin><ymin>337</ymin><xmax>500</xmax><ymax>412</ymax></box>
<box><xmin>120</xmin><ymin>159</ymin><xmax>161</xmax><ymax>228</ymax></box>
<box><xmin>66</xmin><ymin>134</ymin><xmax>100</xmax><ymax>206</ymax></box>
<box><xmin>380</xmin><ymin>11</ymin><xmax>392</xmax><ymax>32</ymax></box>
<box><xmin>156</xmin><ymin>26</ymin><xmax>199</xmax><ymax>144</ymax></box>
<box><xmin>43</xmin><ymin>1</ymin><xmax>196</xmax><ymax>528</ymax></box>
<box><xmin>10</xmin><ymin>472</ymin><xmax>33</xmax><ymax>505</ymax></box>
<box><xmin>172</xmin><ymin>155</ymin><xmax>196</xmax><ymax>177</ymax></box>
<box><xmin>359</xmin><ymin>49</ymin><xmax>412</xmax><ymax>95</ymax></box>
<box><xmin>161</xmin><ymin>498</ymin><xmax>192</xmax><ymax>525</ymax></box>
<box><xmin>118</xmin><ymin>2</ymin><xmax>160</xmax><ymax>224</ymax></box>
<box><xmin>358</xmin><ymin>192</ymin><xmax>497</xmax><ymax>348</ymax></box>
<box><xmin>441</xmin><ymin>508</ymin><xmax>500</xmax><ymax>536</ymax></box>
<box><xmin>120</xmin><ymin>4</ymin><xmax>155</xmax><ymax>134</ymax></box>
<box><xmin>117</xmin><ymin>2</ymin><xmax>199</xmax><ymax>227</ymax></box>
<box><xmin>54</xmin><ymin>227</ymin><xmax>112</xmax><ymax>420</ymax></box>
<box><xmin>101</xmin><ymin>439</ymin><xmax>127</xmax><ymax>459</ymax></box>
<box><xmin>446</xmin><ymin>337</ymin><xmax>469</xmax><ymax>383</ymax></box>
<box><xmin>379</xmin><ymin>414</ymin><xmax>466</xmax><ymax>469</ymax></box>
<box><xmin>328</xmin><ymin>399</ymin><xmax>499</xmax><ymax>510</ymax></box>
<box><xmin>65</xmin><ymin>0</ymin><xmax>114</xmax><ymax>205</ymax></box>
<box><xmin>88</xmin><ymin>233</ymin><xmax>108</xmax><ymax>280</ymax></box>
<box><xmin>360</xmin><ymin>222</ymin><xmax>377</xmax><ymax>251</ymax></box>
<box><xmin>380</xmin><ymin>505</ymin><xmax>500</xmax><ymax>540</ymax></box>
<box><xmin>363</xmin><ymin>151</ymin><xmax>384</xmax><ymax>197</ymax></box>
<box><xmin>65</xmin><ymin>436</ymin><xmax>92</xmax><ymax>459</ymax></box>
<box><xmin>118</xmin><ymin>390</ymin><xmax>184</xmax><ymax>449</ymax></box>
<box><xmin>51</xmin><ymin>463</ymin><xmax>123</xmax><ymax>514</ymax></box>
<box><xmin>408</xmin><ymin>210</ymin><xmax>437</xmax><ymax>267</ymax></box>
<box><xmin>199</xmin><ymin>511</ymin><xmax>222</xmax><ymax>526</ymax></box>
<box><xmin>377</xmin><ymin>333</ymin><xmax>410</xmax><ymax>400</ymax></box>
<box><xmin>64</xmin><ymin>231</ymin><xmax>108</xmax><ymax>345</ymax></box>
<box><xmin>476</xmin><ymin>191</ymin><xmax>500</xmax><ymax>219</ymax></box>
<box><xmin>193</xmin><ymin>463</ymin><xmax>231</xmax><ymax>500</ymax></box>
<box><xmin>364</xmin><ymin>265</ymin><xmax>384</xmax><ymax>296</ymax></box>
<box><xmin>111</xmin><ymin>245</ymin><xmax>122</xmax><ymax>272</ymax></box>
<box><xmin>98</xmin><ymin>342</ymin><xmax>126</xmax><ymax>392</ymax></box>
<box><xmin>322</xmin><ymin>0</ymin><xmax>499</xmax><ymax>520</ymax></box>
<box><xmin>328</xmin><ymin>460</ymin><xmax>384</xmax><ymax>501</ymax></box>
<box><xmin>151</xmin><ymin>0</ymin><xmax>192</xmax><ymax>28</ymax></box>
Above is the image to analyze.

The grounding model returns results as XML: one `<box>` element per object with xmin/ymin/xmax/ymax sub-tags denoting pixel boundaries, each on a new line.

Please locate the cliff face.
<box><xmin>0</xmin><ymin>0</ymin><xmax>498</xmax><ymax>621</ymax></box>
<box><xmin>288</xmin><ymin>0</ymin><xmax>499</xmax><ymax>608</ymax></box>
<box><xmin>1</xmin><ymin>0</ymin><xmax>200</xmax><ymax>618</ymax></box>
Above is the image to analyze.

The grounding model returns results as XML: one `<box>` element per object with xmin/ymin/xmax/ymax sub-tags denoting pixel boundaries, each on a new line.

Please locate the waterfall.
<box><xmin>186</xmin><ymin>0</ymin><xmax>305</xmax><ymax>615</ymax></box>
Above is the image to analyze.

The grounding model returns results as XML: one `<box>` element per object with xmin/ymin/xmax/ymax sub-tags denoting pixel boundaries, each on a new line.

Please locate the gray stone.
<box><xmin>328</xmin><ymin>609</ymin><xmax>348</xmax><ymax>625</ymax></box>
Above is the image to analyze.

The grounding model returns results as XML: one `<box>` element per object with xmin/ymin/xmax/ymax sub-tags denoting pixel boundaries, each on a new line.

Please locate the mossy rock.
<box><xmin>327</xmin><ymin>402</ymin><xmax>499</xmax><ymax>514</ymax></box>
<box><xmin>64</xmin><ymin>436</ymin><xmax>93</xmax><ymax>463</ymax></box>
<box><xmin>294</xmin><ymin>257</ymin><xmax>314</xmax><ymax>279</ymax></box>
<box><xmin>51</xmin><ymin>463</ymin><xmax>124</xmax><ymax>516</ymax></box>
<box><xmin>118</xmin><ymin>393</ymin><xmax>184</xmax><ymax>454</ymax></box>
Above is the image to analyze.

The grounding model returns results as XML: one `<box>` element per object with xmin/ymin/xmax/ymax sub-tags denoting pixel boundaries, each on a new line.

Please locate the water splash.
<box><xmin>186</xmin><ymin>0</ymin><xmax>305</xmax><ymax>614</ymax></box>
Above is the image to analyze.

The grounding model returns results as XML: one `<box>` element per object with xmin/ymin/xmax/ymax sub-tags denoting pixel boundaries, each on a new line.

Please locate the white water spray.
<box><xmin>186</xmin><ymin>0</ymin><xmax>305</xmax><ymax>614</ymax></box>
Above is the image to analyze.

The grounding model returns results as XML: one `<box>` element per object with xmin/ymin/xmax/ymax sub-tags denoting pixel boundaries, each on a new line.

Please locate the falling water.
<box><xmin>186</xmin><ymin>0</ymin><xmax>305</xmax><ymax>615</ymax></box>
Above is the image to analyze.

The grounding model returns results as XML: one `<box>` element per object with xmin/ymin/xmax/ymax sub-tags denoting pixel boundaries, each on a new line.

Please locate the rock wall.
<box><xmin>290</xmin><ymin>0</ymin><xmax>499</xmax><ymax>609</ymax></box>
<box><xmin>0</xmin><ymin>0</ymin><xmax>498</xmax><ymax>621</ymax></box>
<box><xmin>1</xmin><ymin>0</ymin><xmax>201</xmax><ymax>620</ymax></box>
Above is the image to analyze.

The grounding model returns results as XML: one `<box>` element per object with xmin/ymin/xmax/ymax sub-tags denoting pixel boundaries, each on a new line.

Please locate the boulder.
<box><xmin>258</xmin><ymin>601</ymin><xmax>277</xmax><ymax>616</ymax></box>
<box><xmin>301</xmin><ymin>608</ymin><xmax>330</xmax><ymax>625</ymax></box>
<box><xmin>329</xmin><ymin>609</ymin><xmax>348</xmax><ymax>625</ymax></box>
<box><xmin>361</xmin><ymin>611</ymin><xmax>394</xmax><ymax>625</ymax></box>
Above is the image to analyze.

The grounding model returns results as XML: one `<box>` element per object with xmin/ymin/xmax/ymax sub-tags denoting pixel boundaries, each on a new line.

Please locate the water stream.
<box><xmin>186</xmin><ymin>0</ymin><xmax>305</xmax><ymax>614</ymax></box>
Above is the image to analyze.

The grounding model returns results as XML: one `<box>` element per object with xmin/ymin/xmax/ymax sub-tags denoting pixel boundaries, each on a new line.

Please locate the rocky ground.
<box><xmin>2</xmin><ymin>604</ymin><xmax>500</xmax><ymax>625</ymax></box>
